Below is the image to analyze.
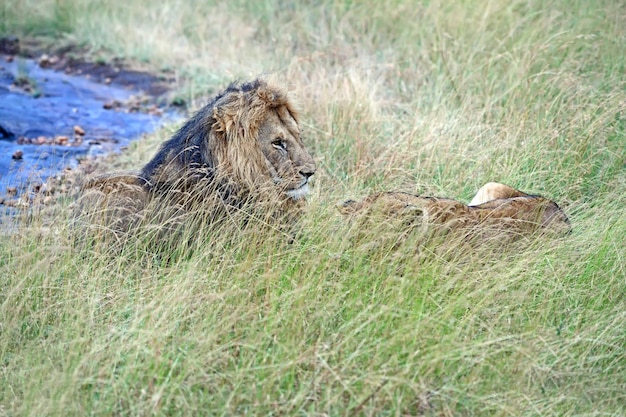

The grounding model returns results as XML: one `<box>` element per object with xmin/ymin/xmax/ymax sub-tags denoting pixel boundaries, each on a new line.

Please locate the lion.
<box><xmin>337</xmin><ymin>182</ymin><xmax>571</xmax><ymax>240</ymax></box>
<box><xmin>81</xmin><ymin>78</ymin><xmax>317</xmax><ymax>230</ymax></box>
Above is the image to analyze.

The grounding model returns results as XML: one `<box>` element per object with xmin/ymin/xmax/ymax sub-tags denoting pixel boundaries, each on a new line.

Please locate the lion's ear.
<box><xmin>212</xmin><ymin>107</ymin><xmax>226</xmax><ymax>136</ymax></box>
<box><xmin>257</xmin><ymin>88</ymin><xmax>278</xmax><ymax>106</ymax></box>
<box><xmin>212</xmin><ymin>106</ymin><xmax>241</xmax><ymax>140</ymax></box>
<box><xmin>212</xmin><ymin>106</ymin><xmax>235</xmax><ymax>140</ymax></box>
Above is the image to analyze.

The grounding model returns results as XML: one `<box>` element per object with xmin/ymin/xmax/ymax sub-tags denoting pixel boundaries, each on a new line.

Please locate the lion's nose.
<box><xmin>300</xmin><ymin>168</ymin><xmax>315</xmax><ymax>180</ymax></box>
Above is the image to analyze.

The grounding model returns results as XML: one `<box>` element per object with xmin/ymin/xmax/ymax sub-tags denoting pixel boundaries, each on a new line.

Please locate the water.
<box><xmin>0</xmin><ymin>54</ymin><xmax>176</xmax><ymax>197</ymax></box>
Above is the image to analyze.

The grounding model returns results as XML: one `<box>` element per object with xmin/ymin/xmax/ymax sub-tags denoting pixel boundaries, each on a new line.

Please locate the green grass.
<box><xmin>1</xmin><ymin>0</ymin><xmax>625</xmax><ymax>415</ymax></box>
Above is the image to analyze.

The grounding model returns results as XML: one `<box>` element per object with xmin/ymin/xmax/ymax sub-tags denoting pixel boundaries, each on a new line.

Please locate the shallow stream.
<box><xmin>0</xmin><ymin>53</ymin><xmax>175</xmax><ymax>200</ymax></box>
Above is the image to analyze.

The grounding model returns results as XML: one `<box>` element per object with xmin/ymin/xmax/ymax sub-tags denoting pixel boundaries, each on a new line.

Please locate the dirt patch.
<box><xmin>2</xmin><ymin>36</ymin><xmax>178</xmax><ymax>99</ymax></box>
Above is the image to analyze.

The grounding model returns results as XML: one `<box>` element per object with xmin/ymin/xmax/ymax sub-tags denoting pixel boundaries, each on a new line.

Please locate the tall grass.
<box><xmin>1</xmin><ymin>0</ymin><xmax>625</xmax><ymax>415</ymax></box>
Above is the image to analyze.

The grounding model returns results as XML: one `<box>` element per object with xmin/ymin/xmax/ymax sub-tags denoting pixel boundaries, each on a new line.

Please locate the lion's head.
<box><xmin>141</xmin><ymin>78</ymin><xmax>316</xmax><ymax>208</ymax></box>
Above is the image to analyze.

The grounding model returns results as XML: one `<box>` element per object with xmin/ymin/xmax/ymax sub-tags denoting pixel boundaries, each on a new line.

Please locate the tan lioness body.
<box><xmin>338</xmin><ymin>182</ymin><xmax>571</xmax><ymax>236</ymax></box>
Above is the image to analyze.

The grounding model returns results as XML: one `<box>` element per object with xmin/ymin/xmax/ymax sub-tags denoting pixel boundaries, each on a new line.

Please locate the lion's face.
<box><xmin>257</xmin><ymin>105</ymin><xmax>316</xmax><ymax>200</ymax></box>
<box><xmin>201</xmin><ymin>79</ymin><xmax>317</xmax><ymax>204</ymax></box>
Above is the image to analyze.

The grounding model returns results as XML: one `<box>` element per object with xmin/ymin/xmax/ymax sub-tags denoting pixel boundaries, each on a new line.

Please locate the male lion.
<box><xmin>338</xmin><ymin>182</ymin><xmax>571</xmax><ymax>239</ymax></box>
<box><xmin>82</xmin><ymin>78</ymin><xmax>316</xmax><ymax>228</ymax></box>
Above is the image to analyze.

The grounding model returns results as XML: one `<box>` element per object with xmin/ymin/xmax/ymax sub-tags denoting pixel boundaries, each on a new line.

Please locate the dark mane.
<box><xmin>140</xmin><ymin>80</ymin><xmax>268</xmax><ymax>188</ymax></box>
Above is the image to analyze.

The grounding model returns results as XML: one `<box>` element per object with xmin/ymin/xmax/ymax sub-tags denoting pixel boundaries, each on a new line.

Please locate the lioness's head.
<box><xmin>209</xmin><ymin>79</ymin><xmax>316</xmax><ymax>201</ymax></box>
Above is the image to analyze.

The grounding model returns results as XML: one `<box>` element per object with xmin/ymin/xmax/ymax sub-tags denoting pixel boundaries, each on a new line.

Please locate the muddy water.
<box><xmin>0</xmin><ymin>54</ymin><xmax>177</xmax><ymax>199</ymax></box>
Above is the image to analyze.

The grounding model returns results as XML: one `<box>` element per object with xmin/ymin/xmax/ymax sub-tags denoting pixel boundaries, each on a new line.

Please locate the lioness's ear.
<box><xmin>336</xmin><ymin>199</ymin><xmax>362</xmax><ymax>215</ymax></box>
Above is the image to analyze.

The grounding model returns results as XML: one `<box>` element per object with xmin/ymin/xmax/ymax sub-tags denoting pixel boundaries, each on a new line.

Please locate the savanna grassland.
<box><xmin>1</xmin><ymin>0</ymin><xmax>625</xmax><ymax>415</ymax></box>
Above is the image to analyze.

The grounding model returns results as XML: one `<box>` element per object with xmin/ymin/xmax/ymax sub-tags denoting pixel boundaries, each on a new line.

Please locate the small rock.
<box><xmin>103</xmin><ymin>100</ymin><xmax>122</xmax><ymax>110</ymax></box>
<box><xmin>36</xmin><ymin>136</ymin><xmax>48</xmax><ymax>144</ymax></box>
<box><xmin>6</xmin><ymin>186</ymin><xmax>17</xmax><ymax>196</ymax></box>
<box><xmin>0</xmin><ymin>124</ymin><xmax>14</xmax><ymax>139</ymax></box>
<box><xmin>12</xmin><ymin>150</ymin><xmax>23</xmax><ymax>160</ymax></box>
<box><xmin>38</xmin><ymin>54</ymin><xmax>58</xmax><ymax>68</ymax></box>
<box><xmin>104</xmin><ymin>77</ymin><xmax>112</xmax><ymax>84</ymax></box>
<box><xmin>147</xmin><ymin>105</ymin><xmax>163</xmax><ymax>116</ymax></box>
<box><xmin>43</xmin><ymin>182</ymin><xmax>55</xmax><ymax>195</ymax></box>
<box><xmin>5</xmin><ymin>56</ymin><xmax>13</xmax><ymax>63</ymax></box>
<box><xmin>73</xmin><ymin>125</ymin><xmax>85</xmax><ymax>136</ymax></box>
<box><xmin>0</xmin><ymin>36</ymin><xmax>20</xmax><ymax>55</ymax></box>
<box><xmin>54</xmin><ymin>135</ymin><xmax>69</xmax><ymax>145</ymax></box>
<box><xmin>4</xmin><ymin>197</ymin><xmax>29</xmax><ymax>208</ymax></box>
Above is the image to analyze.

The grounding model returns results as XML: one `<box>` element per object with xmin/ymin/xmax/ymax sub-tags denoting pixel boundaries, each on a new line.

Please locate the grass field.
<box><xmin>1</xmin><ymin>0</ymin><xmax>625</xmax><ymax>415</ymax></box>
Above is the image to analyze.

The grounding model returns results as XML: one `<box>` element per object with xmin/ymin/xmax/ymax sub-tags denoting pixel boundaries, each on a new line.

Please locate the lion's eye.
<box><xmin>272</xmin><ymin>139</ymin><xmax>287</xmax><ymax>151</ymax></box>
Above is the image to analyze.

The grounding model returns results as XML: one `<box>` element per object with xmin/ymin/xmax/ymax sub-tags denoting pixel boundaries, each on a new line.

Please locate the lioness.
<box><xmin>338</xmin><ymin>182</ymin><xmax>571</xmax><ymax>237</ymax></box>
<box><xmin>83</xmin><ymin>78</ymin><xmax>316</xmax><ymax>224</ymax></box>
